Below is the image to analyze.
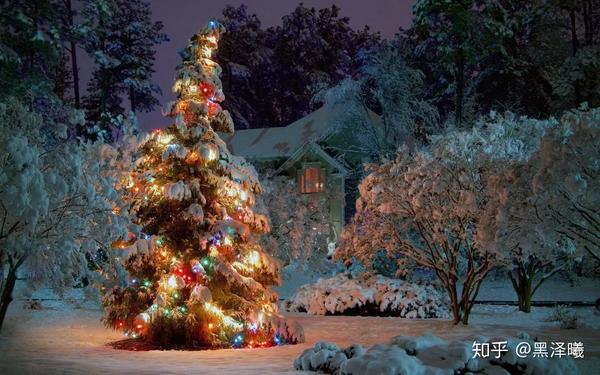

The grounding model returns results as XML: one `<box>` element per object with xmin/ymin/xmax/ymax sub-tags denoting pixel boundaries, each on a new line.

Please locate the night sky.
<box><xmin>81</xmin><ymin>1</ymin><xmax>416</xmax><ymax>130</ymax></box>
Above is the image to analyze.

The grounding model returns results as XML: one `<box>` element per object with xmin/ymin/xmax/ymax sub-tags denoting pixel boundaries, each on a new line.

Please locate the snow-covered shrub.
<box><xmin>294</xmin><ymin>341</ymin><xmax>365</xmax><ymax>373</ymax></box>
<box><xmin>546</xmin><ymin>305</ymin><xmax>579</xmax><ymax>329</ymax></box>
<box><xmin>477</xmin><ymin>109</ymin><xmax>600</xmax><ymax>313</ymax></box>
<box><xmin>294</xmin><ymin>333</ymin><xmax>581</xmax><ymax>375</ymax></box>
<box><xmin>337</xmin><ymin>119</ymin><xmax>516</xmax><ymax>324</ymax></box>
<box><xmin>529</xmin><ymin>107</ymin><xmax>600</xmax><ymax>265</ymax></box>
<box><xmin>285</xmin><ymin>273</ymin><xmax>449</xmax><ymax>318</ymax></box>
<box><xmin>23</xmin><ymin>300</ymin><xmax>42</xmax><ymax>310</ymax></box>
<box><xmin>337</xmin><ymin>109</ymin><xmax>599</xmax><ymax>321</ymax></box>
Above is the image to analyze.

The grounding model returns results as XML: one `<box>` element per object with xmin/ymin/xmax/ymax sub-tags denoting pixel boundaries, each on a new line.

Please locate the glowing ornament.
<box><xmin>133</xmin><ymin>313</ymin><xmax>150</xmax><ymax>332</ymax></box>
<box><xmin>199</xmin><ymin>82</ymin><xmax>214</xmax><ymax>97</ymax></box>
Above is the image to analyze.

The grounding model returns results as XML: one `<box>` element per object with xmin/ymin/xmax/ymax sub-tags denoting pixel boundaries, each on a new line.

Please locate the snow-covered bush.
<box><xmin>285</xmin><ymin>273</ymin><xmax>449</xmax><ymax>318</ymax></box>
<box><xmin>530</xmin><ymin>106</ymin><xmax>600</xmax><ymax>264</ymax></box>
<box><xmin>478</xmin><ymin>108</ymin><xmax>600</xmax><ymax>312</ymax></box>
<box><xmin>337</xmin><ymin>117</ymin><xmax>518</xmax><ymax>324</ymax></box>
<box><xmin>0</xmin><ymin>99</ymin><xmax>133</xmax><ymax>330</ymax></box>
<box><xmin>337</xmin><ymin>109</ymin><xmax>597</xmax><ymax>321</ymax></box>
<box><xmin>294</xmin><ymin>333</ymin><xmax>581</xmax><ymax>375</ymax></box>
<box><xmin>546</xmin><ymin>305</ymin><xmax>580</xmax><ymax>330</ymax></box>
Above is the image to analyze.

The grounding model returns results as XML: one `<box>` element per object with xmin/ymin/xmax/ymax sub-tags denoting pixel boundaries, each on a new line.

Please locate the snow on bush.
<box><xmin>285</xmin><ymin>273</ymin><xmax>449</xmax><ymax>318</ymax></box>
<box><xmin>294</xmin><ymin>333</ymin><xmax>581</xmax><ymax>375</ymax></box>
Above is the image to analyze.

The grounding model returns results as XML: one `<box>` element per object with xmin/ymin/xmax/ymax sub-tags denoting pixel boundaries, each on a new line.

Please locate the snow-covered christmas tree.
<box><xmin>102</xmin><ymin>20</ymin><xmax>303</xmax><ymax>348</ymax></box>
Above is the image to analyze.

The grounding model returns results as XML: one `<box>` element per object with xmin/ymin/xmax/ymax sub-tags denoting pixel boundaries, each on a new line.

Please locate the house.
<box><xmin>222</xmin><ymin>104</ymin><xmax>381</xmax><ymax>238</ymax></box>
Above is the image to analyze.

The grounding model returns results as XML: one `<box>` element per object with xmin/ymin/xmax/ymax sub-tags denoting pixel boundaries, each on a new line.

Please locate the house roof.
<box><xmin>222</xmin><ymin>104</ymin><xmax>380</xmax><ymax>159</ymax></box>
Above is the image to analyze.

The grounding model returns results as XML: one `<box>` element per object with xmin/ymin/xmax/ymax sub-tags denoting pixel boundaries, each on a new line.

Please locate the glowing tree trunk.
<box><xmin>102</xmin><ymin>20</ymin><xmax>303</xmax><ymax>348</ymax></box>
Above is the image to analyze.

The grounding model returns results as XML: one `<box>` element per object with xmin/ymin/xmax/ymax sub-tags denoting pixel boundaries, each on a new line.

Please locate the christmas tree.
<box><xmin>103</xmin><ymin>20</ymin><xmax>304</xmax><ymax>348</ymax></box>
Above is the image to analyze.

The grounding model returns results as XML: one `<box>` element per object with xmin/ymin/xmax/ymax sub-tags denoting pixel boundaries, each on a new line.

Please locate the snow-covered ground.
<box><xmin>0</xmin><ymin>294</ymin><xmax>599</xmax><ymax>374</ymax></box>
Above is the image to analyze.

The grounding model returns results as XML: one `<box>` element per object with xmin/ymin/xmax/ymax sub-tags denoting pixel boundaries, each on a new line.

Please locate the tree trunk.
<box><xmin>0</xmin><ymin>264</ymin><xmax>18</xmax><ymax>332</ymax></box>
<box><xmin>509</xmin><ymin>266</ymin><xmax>532</xmax><ymax>313</ymax></box>
<box><xmin>66</xmin><ymin>0</ymin><xmax>80</xmax><ymax>108</ymax></box>
<box><xmin>570</xmin><ymin>8</ymin><xmax>581</xmax><ymax>106</ymax></box>
<box><xmin>454</xmin><ymin>51</ymin><xmax>465</xmax><ymax>127</ymax></box>
<box><xmin>450</xmin><ymin>288</ymin><xmax>462</xmax><ymax>325</ymax></box>
<box><xmin>518</xmin><ymin>277</ymin><xmax>532</xmax><ymax>313</ymax></box>
<box><xmin>583</xmin><ymin>0</ymin><xmax>593</xmax><ymax>46</ymax></box>
<box><xmin>570</xmin><ymin>8</ymin><xmax>579</xmax><ymax>55</ymax></box>
<box><xmin>129</xmin><ymin>86</ymin><xmax>136</xmax><ymax>113</ymax></box>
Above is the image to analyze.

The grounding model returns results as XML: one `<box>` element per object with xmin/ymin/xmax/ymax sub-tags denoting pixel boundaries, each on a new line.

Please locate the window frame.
<box><xmin>299</xmin><ymin>162</ymin><xmax>326</xmax><ymax>194</ymax></box>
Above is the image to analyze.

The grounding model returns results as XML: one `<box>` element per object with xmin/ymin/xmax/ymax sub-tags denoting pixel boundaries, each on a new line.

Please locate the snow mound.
<box><xmin>285</xmin><ymin>273</ymin><xmax>449</xmax><ymax>318</ymax></box>
<box><xmin>294</xmin><ymin>333</ymin><xmax>581</xmax><ymax>375</ymax></box>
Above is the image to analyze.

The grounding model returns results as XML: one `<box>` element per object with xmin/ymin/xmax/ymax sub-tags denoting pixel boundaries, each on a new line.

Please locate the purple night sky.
<box><xmin>81</xmin><ymin>1</ymin><xmax>416</xmax><ymax>130</ymax></box>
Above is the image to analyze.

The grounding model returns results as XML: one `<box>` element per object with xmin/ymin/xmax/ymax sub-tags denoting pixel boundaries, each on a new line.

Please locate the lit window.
<box><xmin>299</xmin><ymin>163</ymin><xmax>325</xmax><ymax>193</ymax></box>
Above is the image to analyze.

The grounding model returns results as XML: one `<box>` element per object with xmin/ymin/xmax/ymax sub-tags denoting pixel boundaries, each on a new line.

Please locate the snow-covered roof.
<box><xmin>222</xmin><ymin>104</ymin><xmax>380</xmax><ymax>159</ymax></box>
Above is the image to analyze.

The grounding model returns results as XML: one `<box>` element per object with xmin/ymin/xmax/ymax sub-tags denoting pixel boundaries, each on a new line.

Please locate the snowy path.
<box><xmin>0</xmin><ymin>300</ymin><xmax>599</xmax><ymax>374</ymax></box>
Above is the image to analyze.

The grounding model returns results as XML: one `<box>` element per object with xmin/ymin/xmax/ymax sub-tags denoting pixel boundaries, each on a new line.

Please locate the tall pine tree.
<box><xmin>82</xmin><ymin>0</ymin><xmax>167</xmax><ymax>126</ymax></box>
<box><xmin>102</xmin><ymin>21</ymin><xmax>303</xmax><ymax>348</ymax></box>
